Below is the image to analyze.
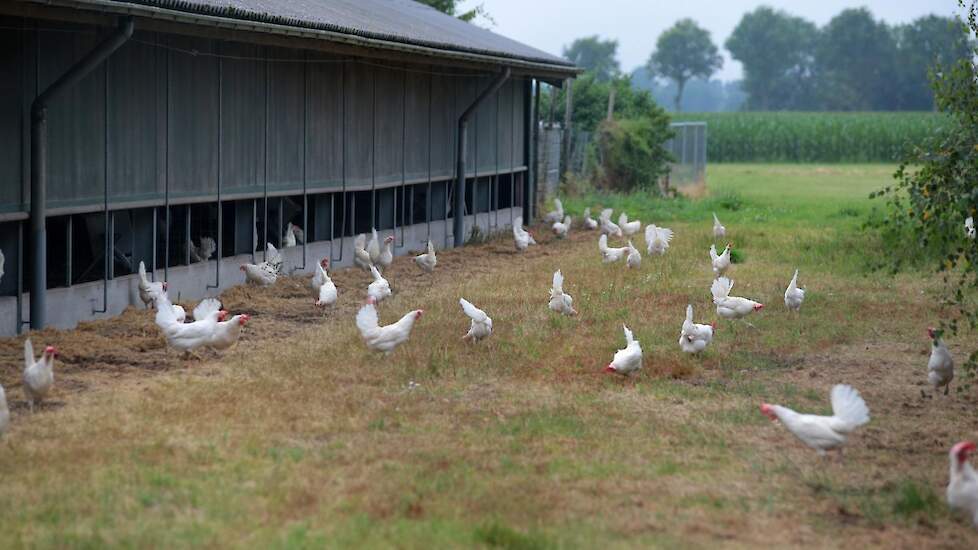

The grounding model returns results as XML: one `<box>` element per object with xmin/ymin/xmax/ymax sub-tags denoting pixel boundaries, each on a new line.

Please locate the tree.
<box><xmin>562</xmin><ymin>36</ymin><xmax>621</xmax><ymax>82</ymax></box>
<box><xmin>540</xmin><ymin>73</ymin><xmax>661</xmax><ymax>133</ymax></box>
<box><xmin>893</xmin><ymin>15</ymin><xmax>972</xmax><ymax>110</ymax></box>
<box><xmin>815</xmin><ymin>8</ymin><xmax>898</xmax><ymax>110</ymax></box>
<box><xmin>647</xmin><ymin>19</ymin><xmax>723</xmax><ymax>112</ymax></box>
<box><xmin>415</xmin><ymin>0</ymin><xmax>492</xmax><ymax>24</ymax></box>
<box><xmin>873</xmin><ymin>0</ymin><xmax>978</xmax><ymax>381</ymax></box>
<box><xmin>725</xmin><ymin>7</ymin><xmax>818</xmax><ymax>110</ymax></box>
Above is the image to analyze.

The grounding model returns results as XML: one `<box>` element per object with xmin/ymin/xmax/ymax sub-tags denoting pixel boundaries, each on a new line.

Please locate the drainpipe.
<box><xmin>454</xmin><ymin>68</ymin><xmax>510</xmax><ymax>247</ymax></box>
<box><xmin>30</xmin><ymin>16</ymin><xmax>134</xmax><ymax>330</ymax></box>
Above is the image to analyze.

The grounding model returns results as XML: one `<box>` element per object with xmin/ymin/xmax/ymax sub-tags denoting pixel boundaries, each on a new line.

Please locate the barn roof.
<box><xmin>52</xmin><ymin>0</ymin><xmax>578</xmax><ymax>74</ymax></box>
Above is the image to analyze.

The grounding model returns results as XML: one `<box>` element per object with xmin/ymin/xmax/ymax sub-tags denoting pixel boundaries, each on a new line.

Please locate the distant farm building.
<box><xmin>0</xmin><ymin>0</ymin><xmax>578</xmax><ymax>335</ymax></box>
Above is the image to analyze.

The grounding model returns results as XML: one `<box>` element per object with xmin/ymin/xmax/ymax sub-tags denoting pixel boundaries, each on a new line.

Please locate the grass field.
<box><xmin>1</xmin><ymin>164</ymin><xmax>976</xmax><ymax>548</ymax></box>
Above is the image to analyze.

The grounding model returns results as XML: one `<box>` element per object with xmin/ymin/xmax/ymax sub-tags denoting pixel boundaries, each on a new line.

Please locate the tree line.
<box><xmin>564</xmin><ymin>6</ymin><xmax>970</xmax><ymax>112</ymax></box>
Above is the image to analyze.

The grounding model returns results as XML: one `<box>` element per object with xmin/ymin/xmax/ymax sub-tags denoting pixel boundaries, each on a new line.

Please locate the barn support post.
<box><xmin>454</xmin><ymin>67</ymin><xmax>509</xmax><ymax>247</ymax></box>
<box><xmin>209</xmin><ymin>52</ymin><xmax>223</xmax><ymax>289</ymax></box>
<box><xmin>561</xmin><ymin>77</ymin><xmax>573</xmax><ymax>180</ymax></box>
<box><xmin>29</xmin><ymin>16</ymin><xmax>134</xmax><ymax>329</ymax></box>
<box><xmin>17</xmin><ymin>222</ymin><xmax>24</xmax><ymax>333</ymax></box>
<box><xmin>529</xmin><ymin>78</ymin><xmax>539</xmax><ymax>222</ymax></box>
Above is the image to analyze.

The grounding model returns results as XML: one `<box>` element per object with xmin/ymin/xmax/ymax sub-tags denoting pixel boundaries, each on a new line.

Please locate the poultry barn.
<box><xmin>0</xmin><ymin>0</ymin><xmax>579</xmax><ymax>335</ymax></box>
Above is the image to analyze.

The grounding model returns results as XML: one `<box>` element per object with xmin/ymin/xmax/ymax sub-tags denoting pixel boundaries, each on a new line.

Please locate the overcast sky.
<box><xmin>466</xmin><ymin>0</ymin><xmax>963</xmax><ymax>80</ymax></box>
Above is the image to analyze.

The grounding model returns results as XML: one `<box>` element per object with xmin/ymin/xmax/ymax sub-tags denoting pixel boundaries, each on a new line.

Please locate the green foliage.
<box><xmin>873</xmin><ymin>0</ymin><xmax>978</xmax><ymax>379</ymax></box>
<box><xmin>647</xmin><ymin>19</ymin><xmax>723</xmax><ymax>111</ymax></box>
<box><xmin>540</xmin><ymin>73</ymin><xmax>662</xmax><ymax>134</ymax></box>
<box><xmin>414</xmin><ymin>0</ymin><xmax>491</xmax><ymax>24</ymax></box>
<box><xmin>593</xmin><ymin>113</ymin><xmax>674</xmax><ymax>193</ymax></box>
<box><xmin>891</xmin><ymin>481</ymin><xmax>941</xmax><ymax>521</ymax></box>
<box><xmin>725</xmin><ymin>7</ymin><xmax>968</xmax><ymax>111</ymax></box>
<box><xmin>562</xmin><ymin>36</ymin><xmax>620</xmax><ymax>82</ymax></box>
<box><xmin>474</xmin><ymin>522</ymin><xmax>553</xmax><ymax>550</ymax></box>
<box><xmin>725</xmin><ymin>7</ymin><xmax>818</xmax><ymax>111</ymax></box>
<box><xmin>672</xmin><ymin>112</ymin><xmax>949</xmax><ymax>163</ymax></box>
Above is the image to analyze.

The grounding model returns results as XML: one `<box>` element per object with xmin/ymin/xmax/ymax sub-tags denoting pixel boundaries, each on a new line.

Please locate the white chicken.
<box><xmin>312</xmin><ymin>258</ymin><xmax>338</xmax><ymax>307</ymax></box>
<box><xmin>966</xmin><ymin>216</ymin><xmax>975</xmax><ymax>240</ymax></box>
<box><xmin>711</xmin><ymin>277</ymin><xmax>763</xmax><ymax>321</ymax></box>
<box><xmin>552</xmin><ymin>215</ymin><xmax>572</xmax><ymax>239</ymax></box>
<box><xmin>644</xmin><ymin>224</ymin><xmax>673</xmax><ymax>256</ymax></box>
<box><xmin>353</xmin><ymin>233</ymin><xmax>373</xmax><ymax>271</ymax></box>
<box><xmin>618</xmin><ymin>212</ymin><xmax>642</xmax><ymax>236</ymax></box>
<box><xmin>947</xmin><ymin>441</ymin><xmax>978</xmax><ymax>528</ymax></box>
<box><xmin>414</xmin><ymin>240</ymin><xmax>437</xmax><ymax>273</ymax></box>
<box><xmin>713</xmin><ymin>212</ymin><xmax>726</xmax><ymax>238</ymax></box>
<box><xmin>599</xmin><ymin>209</ymin><xmax>623</xmax><ymax>237</ymax></box>
<box><xmin>784</xmin><ymin>269</ymin><xmax>806</xmax><ymax>311</ymax></box>
<box><xmin>679</xmin><ymin>304</ymin><xmax>715</xmax><ymax>354</ymax></box>
<box><xmin>282</xmin><ymin>222</ymin><xmax>298</xmax><ymax>248</ymax></box>
<box><xmin>240</xmin><ymin>243</ymin><xmax>283</xmax><ymax>286</ymax></box>
<box><xmin>153</xmin><ymin>292</ymin><xmax>222</xmax><ymax>356</ymax></box>
<box><xmin>709</xmin><ymin>243</ymin><xmax>732</xmax><ymax>277</ymax></box>
<box><xmin>377</xmin><ymin>234</ymin><xmax>395</xmax><ymax>271</ymax></box>
<box><xmin>23</xmin><ymin>339</ymin><xmax>56</xmax><ymax>413</ymax></box>
<box><xmin>207</xmin><ymin>311</ymin><xmax>250</xmax><ymax>351</ymax></box>
<box><xmin>0</xmin><ymin>382</ymin><xmax>8</xmax><ymax>437</ymax></box>
<box><xmin>583</xmin><ymin>207</ymin><xmax>598</xmax><ymax>230</ymax></box>
<box><xmin>760</xmin><ymin>384</ymin><xmax>870</xmax><ymax>457</ymax></box>
<box><xmin>626</xmin><ymin>241</ymin><xmax>642</xmax><ymax>268</ymax></box>
<box><xmin>367</xmin><ymin>265</ymin><xmax>392</xmax><ymax>303</ymax></box>
<box><xmin>513</xmin><ymin>216</ymin><xmax>537</xmax><ymax>251</ymax></box>
<box><xmin>543</xmin><ymin>198</ymin><xmax>564</xmax><ymax>224</ymax></box>
<box><xmin>356</xmin><ymin>299</ymin><xmax>423</xmax><ymax>354</ymax></box>
<box><xmin>599</xmin><ymin>234</ymin><xmax>627</xmax><ymax>263</ymax></box>
<box><xmin>460</xmin><ymin>298</ymin><xmax>492</xmax><ymax>341</ymax></box>
<box><xmin>604</xmin><ymin>325</ymin><xmax>642</xmax><ymax>376</ymax></box>
<box><xmin>189</xmin><ymin>236</ymin><xmax>216</xmax><ymax>263</ymax></box>
<box><xmin>927</xmin><ymin>327</ymin><xmax>954</xmax><ymax>396</ymax></box>
<box><xmin>137</xmin><ymin>260</ymin><xmax>167</xmax><ymax>308</ymax></box>
<box><xmin>548</xmin><ymin>270</ymin><xmax>577</xmax><ymax>316</ymax></box>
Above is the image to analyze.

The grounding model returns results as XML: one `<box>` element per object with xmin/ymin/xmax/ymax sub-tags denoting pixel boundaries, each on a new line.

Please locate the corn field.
<box><xmin>671</xmin><ymin>112</ymin><xmax>949</xmax><ymax>163</ymax></box>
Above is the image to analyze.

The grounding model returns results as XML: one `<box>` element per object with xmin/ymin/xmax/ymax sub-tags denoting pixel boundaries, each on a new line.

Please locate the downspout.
<box><xmin>30</xmin><ymin>16</ymin><xmax>134</xmax><ymax>330</ymax></box>
<box><xmin>454</xmin><ymin>68</ymin><xmax>510</xmax><ymax>248</ymax></box>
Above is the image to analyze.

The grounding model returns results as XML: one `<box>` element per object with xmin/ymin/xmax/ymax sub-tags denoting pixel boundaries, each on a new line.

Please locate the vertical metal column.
<box><xmin>299</xmin><ymin>50</ymin><xmax>308</xmax><ymax>270</ymax></box>
<box><xmin>262</xmin><ymin>50</ymin><xmax>269</xmax><ymax>259</ymax></box>
<box><xmin>370</xmin><ymin>63</ymin><xmax>376</xmax><ymax>231</ymax></box>
<box><xmin>426</xmin><ymin>71</ymin><xmax>432</xmax><ymax>240</ymax></box>
<box><xmin>17</xmin><ymin>222</ymin><xmax>24</xmax><ymax>333</ymax></box>
<box><xmin>333</xmin><ymin>60</ymin><xmax>347</xmax><ymax>263</ymax></box>
<box><xmin>510</xmin><ymin>79</ymin><xmax>516</xmax><ymax>223</ymax></box>
<box><xmin>185</xmin><ymin>204</ymin><xmax>191</xmax><ymax>265</ymax></box>
<box><xmin>65</xmin><ymin>217</ymin><xmax>72</xmax><ymax>287</ymax></box>
<box><xmin>209</xmin><ymin>48</ymin><xmax>223</xmax><ymax>289</ymax></box>
<box><xmin>492</xmin><ymin>82</ymin><xmax>500</xmax><ymax>231</ymax></box>
<box><xmin>396</xmin><ymin>67</ymin><xmax>405</xmax><ymax>248</ymax></box>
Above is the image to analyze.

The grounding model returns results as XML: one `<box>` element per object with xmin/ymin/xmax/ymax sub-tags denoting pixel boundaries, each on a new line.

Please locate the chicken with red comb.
<box><xmin>23</xmin><ymin>339</ymin><xmax>57</xmax><ymax>413</ymax></box>
<box><xmin>760</xmin><ymin>384</ymin><xmax>870</xmax><ymax>458</ymax></box>
<box><xmin>947</xmin><ymin>441</ymin><xmax>978</xmax><ymax>528</ymax></box>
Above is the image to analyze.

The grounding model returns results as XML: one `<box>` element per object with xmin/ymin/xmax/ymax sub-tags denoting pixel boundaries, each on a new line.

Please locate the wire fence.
<box><xmin>662</xmin><ymin>122</ymin><xmax>707</xmax><ymax>189</ymax></box>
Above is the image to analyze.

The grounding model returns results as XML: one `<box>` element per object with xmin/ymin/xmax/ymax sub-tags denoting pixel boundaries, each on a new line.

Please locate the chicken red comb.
<box><xmin>44</xmin><ymin>345</ymin><xmax>57</xmax><ymax>354</ymax></box>
<box><xmin>952</xmin><ymin>441</ymin><xmax>976</xmax><ymax>458</ymax></box>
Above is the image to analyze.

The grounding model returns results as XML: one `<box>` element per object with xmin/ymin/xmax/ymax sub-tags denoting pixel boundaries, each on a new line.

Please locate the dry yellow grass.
<box><xmin>0</xmin><ymin>164</ymin><xmax>975</xmax><ymax>548</ymax></box>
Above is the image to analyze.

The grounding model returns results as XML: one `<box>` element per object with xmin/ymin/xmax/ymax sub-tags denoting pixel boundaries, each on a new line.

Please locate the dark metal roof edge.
<box><xmin>24</xmin><ymin>0</ymin><xmax>581</xmax><ymax>75</ymax></box>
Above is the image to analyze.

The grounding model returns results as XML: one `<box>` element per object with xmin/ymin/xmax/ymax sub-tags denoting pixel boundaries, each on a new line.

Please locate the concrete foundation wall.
<box><xmin>0</xmin><ymin>207</ymin><xmax>521</xmax><ymax>336</ymax></box>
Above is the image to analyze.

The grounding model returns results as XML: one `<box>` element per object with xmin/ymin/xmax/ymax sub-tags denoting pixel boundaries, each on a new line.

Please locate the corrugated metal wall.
<box><xmin>0</xmin><ymin>17</ymin><xmax>528</xmax><ymax>217</ymax></box>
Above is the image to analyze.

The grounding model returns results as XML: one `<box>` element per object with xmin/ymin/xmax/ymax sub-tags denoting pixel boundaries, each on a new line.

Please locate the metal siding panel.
<box><xmin>41</xmin><ymin>22</ymin><xmax>105</xmax><ymax>207</ymax></box>
<box><xmin>306</xmin><ymin>52</ymin><xmax>343</xmax><ymax>189</ymax></box>
<box><xmin>374</xmin><ymin>65</ymin><xmax>403</xmax><ymax>187</ymax></box>
<box><xmin>515</xmin><ymin>80</ymin><xmax>526</xmax><ymax>166</ymax></box>
<box><xmin>344</xmin><ymin>62</ymin><xmax>373</xmax><ymax>187</ymax></box>
<box><xmin>221</xmin><ymin>42</ymin><xmax>265</xmax><ymax>196</ymax></box>
<box><xmin>497</xmin><ymin>79</ymin><xmax>513</xmax><ymax>169</ymax></box>
<box><xmin>457</xmin><ymin>74</ymin><xmax>476</xmax><ymax>171</ymax></box>
<box><xmin>266</xmin><ymin>46</ymin><xmax>304</xmax><ymax>193</ymax></box>
<box><xmin>429</xmin><ymin>73</ymin><xmax>454</xmax><ymax>181</ymax></box>
<box><xmin>0</xmin><ymin>17</ymin><xmax>24</xmax><ymax>213</ymax></box>
<box><xmin>477</xmin><ymin>79</ymin><xmax>496</xmax><ymax>174</ymax></box>
<box><xmin>403</xmin><ymin>70</ymin><xmax>429</xmax><ymax>183</ymax></box>
<box><xmin>167</xmin><ymin>35</ymin><xmax>219</xmax><ymax>198</ymax></box>
<box><xmin>107</xmin><ymin>32</ymin><xmax>159</xmax><ymax>203</ymax></box>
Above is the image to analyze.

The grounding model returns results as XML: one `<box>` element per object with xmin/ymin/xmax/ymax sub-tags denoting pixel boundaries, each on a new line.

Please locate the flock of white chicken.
<box><xmin>0</xmin><ymin>202</ymin><xmax>975</xmax><ymax>529</ymax></box>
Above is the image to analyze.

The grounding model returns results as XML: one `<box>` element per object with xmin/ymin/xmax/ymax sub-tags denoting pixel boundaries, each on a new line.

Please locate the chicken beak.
<box><xmin>603</xmin><ymin>364</ymin><xmax>615</xmax><ymax>373</ymax></box>
<box><xmin>239</xmin><ymin>314</ymin><xmax>250</xmax><ymax>325</ymax></box>
<box><xmin>754</xmin><ymin>304</ymin><xmax>764</xmax><ymax>311</ymax></box>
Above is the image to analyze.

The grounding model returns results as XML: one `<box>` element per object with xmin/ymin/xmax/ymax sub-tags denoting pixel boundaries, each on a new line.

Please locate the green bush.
<box><xmin>672</xmin><ymin>111</ymin><xmax>950</xmax><ymax>163</ymax></box>
<box><xmin>593</xmin><ymin>113</ymin><xmax>674</xmax><ymax>193</ymax></box>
